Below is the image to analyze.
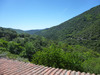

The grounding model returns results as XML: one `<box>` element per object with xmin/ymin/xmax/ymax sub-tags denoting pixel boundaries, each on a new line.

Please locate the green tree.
<box><xmin>82</xmin><ymin>58</ymin><xmax>100</xmax><ymax>74</ymax></box>
<box><xmin>8</xmin><ymin>42</ymin><xmax>24</xmax><ymax>54</ymax></box>
<box><xmin>24</xmin><ymin>42</ymin><xmax>36</xmax><ymax>60</ymax></box>
<box><xmin>32</xmin><ymin>44</ymin><xmax>65</xmax><ymax>68</ymax></box>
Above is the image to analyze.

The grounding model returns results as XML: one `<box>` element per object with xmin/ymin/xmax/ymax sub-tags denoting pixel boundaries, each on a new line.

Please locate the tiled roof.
<box><xmin>0</xmin><ymin>58</ymin><xmax>95</xmax><ymax>75</ymax></box>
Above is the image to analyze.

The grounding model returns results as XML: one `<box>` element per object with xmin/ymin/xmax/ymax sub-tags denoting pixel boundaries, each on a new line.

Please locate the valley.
<box><xmin>0</xmin><ymin>5</ymin><xmax>100</xmax><ymax>74</ymax></box>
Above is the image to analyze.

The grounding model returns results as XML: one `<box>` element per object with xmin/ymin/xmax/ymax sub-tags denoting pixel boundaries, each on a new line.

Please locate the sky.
<box><xmin>0</xmin><ymin>0</ymin><xmax>100</xmax><ymax>30</ymax></box>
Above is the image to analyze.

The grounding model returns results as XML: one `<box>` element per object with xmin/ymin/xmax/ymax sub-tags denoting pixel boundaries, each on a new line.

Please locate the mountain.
<box><xmin>12</xmin><ymin>29</ymin><xmax>25</xmax><ymax>34</ymax></box>
<box><xmin>36</xmin><ymin>5</ymin><xmax>100</xmax><ymax>40</ymax></box>
<box><xmin>0</xmin><ymin>27</ymin><xmax>17</xmax><ymax>40</ymax></box>
<box><xmin>25</xmin><ymin>29</ymin><xmax>42</xmax><ymax>34</ymax></box>
<box><xmin>12</xmin><ymin>29</ymin><xmax>41</xmax><ymax>35</ymax></box>
<box><xmin>35</xmin><ymin>5</ymin><xmax>100</xmax><ymax>51</ymax></box>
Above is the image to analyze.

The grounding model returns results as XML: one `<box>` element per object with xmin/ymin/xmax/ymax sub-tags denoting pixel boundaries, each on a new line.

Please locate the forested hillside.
<box><xmin>35</xmin><ymin>5</ymin><xmax>100</xmax><ymax>52</ymax></box>
<box><xmin>12</xmin><ymin>29</ymin><xmax>25</xmax><ymax>34</ymax></box>
<box><xmin>0</xmin><ymin>27</ymin><xmax>17</xmax><ymax>40</ymax></box>
<box><xmin>0</xmin><ymin>26</ymin><xmax>100</xmax><ymax>74</ymax></box>
<box><xmin>25</xmin><ymin>29</ymin><xmax>41</xmax><ymax>34</ymax></box>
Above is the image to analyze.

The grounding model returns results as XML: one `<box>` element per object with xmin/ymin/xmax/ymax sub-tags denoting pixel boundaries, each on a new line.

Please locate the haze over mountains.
<box><xmin>12</xmin><ymin>29</ymin><xmax>41</xmax><ymax>34</ymax></box>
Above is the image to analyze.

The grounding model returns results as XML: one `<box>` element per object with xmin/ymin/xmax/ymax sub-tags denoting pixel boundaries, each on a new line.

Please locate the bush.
<box><xmin>32</xmin><ymin>44</ymin><xmax>83</xmax><ymax>71</ymax></box>
<box><xmin>32</xmin><ymin>44</ymin><xmax>65</xmax><ymax>68</ymax></box>
<box><xmin>8</xmin><ymin>42</ymin><xmax>24</xmax><ymax>54</ymax></box>
<box><xmin>82</xmin><ymin>58</ymin><xmax>100</xmax><ymax>74</ymax></box>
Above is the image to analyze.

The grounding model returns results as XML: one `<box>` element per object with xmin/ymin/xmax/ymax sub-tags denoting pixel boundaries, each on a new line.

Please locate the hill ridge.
<box><xmin>35</xmin><ymin>5</ymin><xmax>100</xmax><ymax>51</ymax></box>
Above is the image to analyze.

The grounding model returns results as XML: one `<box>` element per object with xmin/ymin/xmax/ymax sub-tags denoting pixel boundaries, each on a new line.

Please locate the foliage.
<box><xmin>82</xmin><ymin>58</ymin><xmax>100</xmax><ymax>74</ymax></box>
<box><xmin>35</xmin><ymin>5</ymin><xmax>100</xmax><ymax>52</ymax></box>
<box><xmin>0</xmin><ymin>50</ymin><xmax>29</xmax><ymax>62</ymax></box>
<box><xmin>8</xmin><ymin>42</ymin><xmax>24</xmax><ymax>54</ymax></box>
<box><xmin>24</xmin><ymin>42</ymin><xmax>35</xmax><ymax>60</ymax></box>
<box><xmin>0</xmin><ymin>5</ymin><xmax>100</xmax><ymax>74</ymax></box>
<box><xmin>32</xmin><ymin>44</ymin><xmax>65</xmax><ymax>68</ymax></box>
<box><xmin>0</xmin><ymin>27</ymin><xmax>17</xmax><ymax>40</ymax></box>
<box><xmin>32</xmin><ymin>44</ymin><xmax>100</xmax><ymax>73</ymax></box>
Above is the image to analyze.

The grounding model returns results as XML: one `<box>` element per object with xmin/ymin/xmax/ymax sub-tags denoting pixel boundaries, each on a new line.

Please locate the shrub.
<box><xmin>82</xmin><ymin>57</ymin><xmax>100</xmax><ymax>74</ymax></box>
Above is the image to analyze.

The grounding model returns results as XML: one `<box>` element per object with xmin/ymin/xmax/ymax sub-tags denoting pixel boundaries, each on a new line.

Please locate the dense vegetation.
<box><xmin>35</xmin><ymin>5</ymin><xmax>100</xmax><ymax>52</ymax></box>
<box><xmin>0</xmin><ymin>26</ymin><xmax>100</xmax><ymax>74</ymax></box>
<box><xmin>0</xmin><ymin>5</ymin><xmax>100</xmax><ymax>74</ymax></box>
<box><xmin>25</xmin><ymin>30</ymin><xmax>41</xmax><ymax>34</ymax></box>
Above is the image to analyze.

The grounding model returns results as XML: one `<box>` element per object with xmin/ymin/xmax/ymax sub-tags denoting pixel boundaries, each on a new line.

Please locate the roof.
<box><xmin>0</xmin><ymin>58</ymin><xmax>95</xmax><ymax>75</ymax></box>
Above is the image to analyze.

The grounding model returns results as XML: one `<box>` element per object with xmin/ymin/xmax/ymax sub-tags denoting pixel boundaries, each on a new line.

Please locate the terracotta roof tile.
<box><xmin>49</xmin><ymin>68</ymin><xmax>59</xmax><ymax>75</ymax></box>
<box><xmin>39</xmin><ymin>67</ymin><xmax>52</xmax><ymax>75</ymax></box>
<box><xmin>55</xmin><ymin>69</ymin><xmax>63</xmax><ymax>75</ymax></box>
<box><xmin>0</xmin><ymin>58</ymin><xmax>97</xmax><ymax>75</ymax></box>
<box><xmin>44</xmin><ymin>68</ymin><xmax>55</xmax><ymax>75</ymax></box>
<box><xmin>71</xmin><ymin>71</ymin><xmax>76</xmax><ymax>75</ymax></box>
<box><xmin>65</xmin><ymin>70</ymin><xmax>71</xmax><ymax>75</ymax></box>
<box><xmin>76</xmin><ymin>71</ymin><xmax>81</xmax><ymax>75</ymax></box>
<box><xmin>60</xmin><ymin>69</ymin><xmax>67</xmax><ymax>75</ymax></box>
<box><xmin>81</xmin><ymin>72</ymin><xmax>86</xmax><ymax>75</ymax></box>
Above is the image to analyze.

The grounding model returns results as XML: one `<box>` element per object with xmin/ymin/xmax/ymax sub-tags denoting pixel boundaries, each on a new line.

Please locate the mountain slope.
<box><xmin>12</xmin><ymin>29</ymin><xmax>25</xmax><ymax>34</ymax></box>
<box><xmin>35</xmin><ymin>5</ymin><xmax>100</xmax><ymax>51</ymax></box>
<box><xmin>0</xmin><ymin>27</ymin><xmax>17</xmax><ymax>40</ymax></box>
<box><xmin>25</xmin><ymin>30</ymin><xmax>41</xmax><ymax>34</ymax></box>
<box><xmin>36</xmin><ymin>5</ymin><xmax>100</xmax><ymax>40</ymax></box>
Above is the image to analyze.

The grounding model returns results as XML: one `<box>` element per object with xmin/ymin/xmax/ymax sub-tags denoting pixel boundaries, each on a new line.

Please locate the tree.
<box><xmin>24</xmin><ymin>42</ymin><xmax>36</xmax><ymax>60</ymax></box>
<box><xmin>32</xmin><ymin>44</ymin><xmax>65</xmax><ymax>68</ymax></box>
<box><xmin>8</xmin><ymin>42</ymin><xmax>24</xmax><ymax>54</ymax></box>
<box><xmin>82</xmin><ymin>58</ymin><xmax>100</xmax><ymax>74</ymax></box>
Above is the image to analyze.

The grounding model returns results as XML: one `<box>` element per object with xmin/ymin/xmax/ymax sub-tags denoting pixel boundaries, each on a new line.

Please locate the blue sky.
<box><xmin>0</xmin><ymin>0</ymin><xmax>100</xmax><ymax>30</ymax></box>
